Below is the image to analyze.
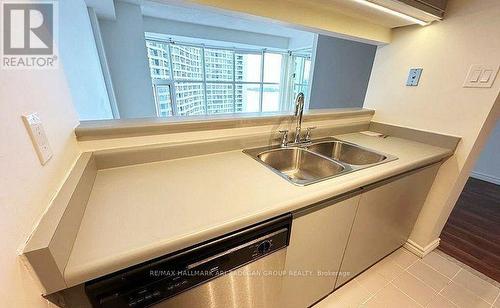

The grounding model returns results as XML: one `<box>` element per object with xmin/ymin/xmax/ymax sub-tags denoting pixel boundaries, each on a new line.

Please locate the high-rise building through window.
<box><xmin>146</xmin><ymin>38</ymin><xmax>310</xmax><ymax>117</ymax></box>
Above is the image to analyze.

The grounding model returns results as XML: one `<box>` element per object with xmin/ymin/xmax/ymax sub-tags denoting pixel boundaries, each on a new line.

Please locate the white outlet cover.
<box><xmin>22</xmin><ymin>113</ymin><xmax>53</xmax><ymax>165</ymax></box>
<box><xmin>463</xmin><ymin>64</ymin><xmax>499</xmax><ymax>88</ymax></box>
<box><xmin>406</xmin><ymin>68</ymin><xmax>423</xmax><ymax>86</ymax></box>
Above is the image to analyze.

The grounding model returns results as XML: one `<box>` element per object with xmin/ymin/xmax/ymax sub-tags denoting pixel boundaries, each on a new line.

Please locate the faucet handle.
<box><xmin>304</xmin><ymin>126</ymin><xmax>317</xmax><ymax>141</ymax></box>
<box><xmin>278</xmin><ymin>130</ymin><xmax>289</xmax><ymax>147</ymax></box>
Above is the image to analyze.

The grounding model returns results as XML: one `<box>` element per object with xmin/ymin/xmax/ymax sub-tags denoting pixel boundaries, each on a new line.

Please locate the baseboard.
<box><xmin>404</xmin><ymin>238</ymin><xmax>440</xmax><ymax>258</ymax></box>
<box><xmin>470</xmin><ymin>171</ymin><xmax>500</xmax><ymax>185</ymax></box>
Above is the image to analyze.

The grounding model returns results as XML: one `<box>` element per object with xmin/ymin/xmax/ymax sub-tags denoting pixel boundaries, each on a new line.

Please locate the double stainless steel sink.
<box><xmin>243</xmin><ymin>137</ymin><xmax>397</xmax><ymax>186</ymax></box>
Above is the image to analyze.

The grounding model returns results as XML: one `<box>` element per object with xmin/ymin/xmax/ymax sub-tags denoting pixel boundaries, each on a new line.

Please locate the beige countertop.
<box><xmin>64</xmin><ymin>133</ymin><xmax>452</xmax><ymax>286</ymax></box>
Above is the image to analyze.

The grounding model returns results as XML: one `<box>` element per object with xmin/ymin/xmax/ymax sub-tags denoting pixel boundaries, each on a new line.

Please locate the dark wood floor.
<box><xmin>439</xmin><ymin>177</ymin><xmax>500</xmax><ymax>282</ymax></box>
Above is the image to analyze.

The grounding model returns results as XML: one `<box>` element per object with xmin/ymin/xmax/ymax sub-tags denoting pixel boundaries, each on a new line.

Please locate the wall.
<box><xmin>143</xmin><ymin>17</ymin><xmax>290</xmax><ymax>49</ymax></box>
<box><xmin>363</xmin><ymin>0</ymin><xmax>500</xmax><ymax>249</ymax></box>
<box><xmin>59</xmin><ymin>1</ymin><xmax>113</xmax><ymax>121</ymax></box>
<box><xmin>289</xmin><ymin>34</ymin><xmax>314</xmax><ymax>50</ymax></box>
<box><xmin>309</xmin><ymin>35</ymin><xmax>376</xmax><ymax>109</ymax></box>
<box><xmin>0</xmin><ymin>1</ymin><xmax>86</xmax><ymax>306</ymax></box>
<box><xmin>99</xmin><ymin>2</ymin><xmax>156</xmax><ymax>118</ymax></box>
<box><xmin>174</xmin><ymin>0</ymin><xmax>391</xmax><ymax>44</ymax></box>
<box><xmin>471</xmin><ymin>121</ymin><xmax>500</xmax><ymax>184</ymax></box>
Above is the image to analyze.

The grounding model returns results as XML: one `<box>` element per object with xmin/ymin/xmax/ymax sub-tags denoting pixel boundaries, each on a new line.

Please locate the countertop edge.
<box><xmin>75</xmin><ymin>108</ymin><xmax>374</xmax><ymax>141</ymax></box>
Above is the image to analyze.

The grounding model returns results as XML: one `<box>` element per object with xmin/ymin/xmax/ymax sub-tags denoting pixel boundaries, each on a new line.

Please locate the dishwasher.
<box><xmin>84</xmin><ymin>214</ymin><xmax>292</xmax><ymax>308</ymax></box>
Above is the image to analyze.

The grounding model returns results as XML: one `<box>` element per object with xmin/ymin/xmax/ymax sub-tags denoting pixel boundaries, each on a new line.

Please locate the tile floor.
<box><xmin>314</xmin><ymin>248</ymin><xmax>500</xmax><ymax>308</ymax></box>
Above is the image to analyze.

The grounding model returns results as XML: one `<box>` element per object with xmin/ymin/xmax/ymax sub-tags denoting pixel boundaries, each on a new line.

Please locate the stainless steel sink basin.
<box><xmin>257</xmin><ymin>148</ymin><xmax>345</xmax><ymax>185</ymax></box>
<box><xmin>243</xmin><ymin>137</ymin><xmax>397</xmax><ymax>186</ymax></box>
<box><xmin>307</xmin><ymin>141</ymin><xmax>387</xmax><ymax>165</ymax></box>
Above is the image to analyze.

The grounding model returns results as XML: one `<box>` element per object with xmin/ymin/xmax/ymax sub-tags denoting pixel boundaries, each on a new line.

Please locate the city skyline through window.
<box><xmin>146</xmin><ymin>38</ymin><xmax>311</xmax><ymax>117</ymax></box>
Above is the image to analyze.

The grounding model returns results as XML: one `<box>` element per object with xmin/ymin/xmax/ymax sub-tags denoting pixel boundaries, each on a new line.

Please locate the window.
<box><xmin>146</xmin><ymin>37</ymin><xmax>311</xmax><ymax>117</ymax></box>
<box><xmin>291</xmin><ymin>54</ymin><xmax>312</xmax><ymax>101</ymax></box>
<box><xmin>153</xmin><ymin>85</ymin><xmax>172</xmax><ymax>117</ymax></box>
<box><xmin>147</xmin><ymin>41</ymin><xmax>170</xmax><ymax>79</ymax></box>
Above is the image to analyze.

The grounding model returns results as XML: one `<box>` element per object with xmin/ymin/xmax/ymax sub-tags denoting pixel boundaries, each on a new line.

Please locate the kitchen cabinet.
<box><xmin>335</xmin><ymin>163</ymin><xmax>440</xmax><ymax>287</ymax></box>
<box><xmin>280</xmin><ymin>194</ymin><xmax>361</xmax><ymax>308</ymax></box>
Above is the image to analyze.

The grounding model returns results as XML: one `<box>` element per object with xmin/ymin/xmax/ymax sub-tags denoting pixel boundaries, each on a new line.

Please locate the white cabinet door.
<box><xmin>281</xmin><ymin>195</ymin><xmax>361</xmax><ymax>308</ymax></box>
<box><xmin>336</xmin><ymin>163</ymin><xmax>440</xmax><ymax>287</ymax></box>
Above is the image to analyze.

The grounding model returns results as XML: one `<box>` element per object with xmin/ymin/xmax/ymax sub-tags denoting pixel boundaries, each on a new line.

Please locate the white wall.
<box><xmin>99</xmin><ymin>2</ymin><xmax>156</xmax><ymax>118</ymax></box>
<box><xmin>364</xmin><ymin>0</ymin><xmax>500</xmax><ymax>248</ymax></box>
<box><xmin>144</xmin><ymin>17</ymin><xmax>291</xmax><ymax>50</ymax></box>
<box><xmin>59</xmin><ymin>0</ymin><xmax>113</xmax><ymax>121</ymax></box>
<box><xmin>0</xmin><ymin>0</ymin><xmax>86</xmax><ymax>306</ymax></box>
<box><xmin>472</xmin><ymin>121</ymin><xmax>500</xmax><ymax>184</ymax></box>
<box><xmin>288</xmin><ymin>34</ymin><xmax>315</xmax><ymax>50</ymax></box>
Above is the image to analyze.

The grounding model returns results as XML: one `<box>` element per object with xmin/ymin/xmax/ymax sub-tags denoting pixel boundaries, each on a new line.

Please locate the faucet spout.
<box><xmin>294</xmin><ymin>92</ymin><xmax>305</xmax><ymax>143</ymax></box>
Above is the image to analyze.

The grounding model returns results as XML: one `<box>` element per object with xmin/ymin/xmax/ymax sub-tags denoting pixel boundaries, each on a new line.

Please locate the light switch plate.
<box><xmin>463</xmin><ymin>65</ymin><xmax>499</xmax><ymax>88</ymax></box>
<box><xmin>406</xmin><ymin>68</ymin><xmax>423</xmax><ymax>86</ymax></box>
<box><xmin>22</xmin><ymin>113</ymin><xmax>53</xmax><ymax>165</ymax></box>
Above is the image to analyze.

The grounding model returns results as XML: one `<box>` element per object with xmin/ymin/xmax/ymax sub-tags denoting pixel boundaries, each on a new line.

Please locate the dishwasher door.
<box><xmin>85</xmin><ymin>214</ymin><xmax>291</xmax><ymax>308</ymax></box>
<box><xmin>154</xmin><ymin>249</ymin><xmax>286</xmax><ymax>308</ymax></box>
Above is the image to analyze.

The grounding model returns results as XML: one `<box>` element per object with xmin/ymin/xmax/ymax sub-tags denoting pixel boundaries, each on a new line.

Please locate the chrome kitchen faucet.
<box><xmin>279</xmin><ymin>92</ymin><xmax>315</xmax><ymax>147</ymax></box>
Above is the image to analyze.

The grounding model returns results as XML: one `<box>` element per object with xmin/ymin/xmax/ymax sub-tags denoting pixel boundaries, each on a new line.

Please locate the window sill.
<box><xmin>75</xmin><ymin>108</ymin><xmax>374</xmax><ymax>141</ymax></box>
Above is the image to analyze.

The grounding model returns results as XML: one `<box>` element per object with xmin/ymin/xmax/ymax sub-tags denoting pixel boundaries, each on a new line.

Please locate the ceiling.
<box><xmin>88</xmin><ymin>0</ymin><xmax>440</xmax><ymax>47</ymax></box>
<box><xmin>293</xmin><ymin>0</ymin><xmax>439</xmax><ymax>27</ymax></box>
<box><xmin>143</xmin><ymin>0</ymin><xmax>436</xmax><ymax>30</ymax></box>
<box><xmin>291</xmin><ymin>0</ymin><xmax>415</xmax><ymax>28</ymax></box>
<box><xmin>141</xmin><ymin>1</ymin><xmax>316</xmax><ymax>41</ymax></box>
<box><xmin>84</xmin><ymin>0</ymin><xmax>116</xmax><ymax>19</ymax></box>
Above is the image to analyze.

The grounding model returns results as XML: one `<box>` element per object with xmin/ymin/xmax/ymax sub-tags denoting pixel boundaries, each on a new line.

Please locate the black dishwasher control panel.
<box><xmin>85</xmin><ymin>214</ymin><xmax>292</xmax><ymax>308</ymax></box>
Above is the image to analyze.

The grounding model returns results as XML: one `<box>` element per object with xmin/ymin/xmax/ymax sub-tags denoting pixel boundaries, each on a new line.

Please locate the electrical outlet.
<box><xmin>406</xmin><ymin>68</ymin><xmax>423</xmax><ymax>86</ymax></box>
<box><xmin>22</xmin><ymin>113</ymin><xmax>53</xmax><ymax>165</ymax></box>
<box><xmin>463</xmin><ymin>65</ymin><xmax>499</xmax><ymax>88</ymax></box>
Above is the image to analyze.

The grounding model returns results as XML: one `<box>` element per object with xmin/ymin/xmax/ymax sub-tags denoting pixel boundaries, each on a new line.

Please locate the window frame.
<box><xmin>147</xmin><ymin>37</ymin><xmax>293</xmax><ymax>117</ymax></box>
<box><xmin>292</xmin><ymin>53</ymin><xmax>312</xmax><ymax>91</ymax></box>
